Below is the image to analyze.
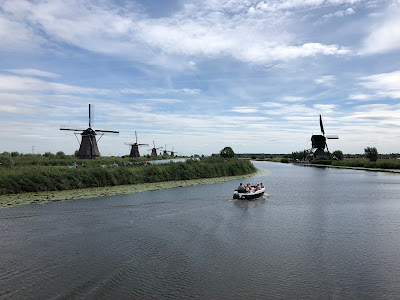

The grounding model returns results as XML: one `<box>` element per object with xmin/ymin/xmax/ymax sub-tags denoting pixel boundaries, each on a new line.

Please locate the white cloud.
<box><xmin>323</xmin><ymin>7</ymin><xmax>355</xmax><ymax>20</ymax></box>
<box><xmin>231</xmin><ymin>106</ymin><xmax>258</xmax><ymax>113</ymax></box>
<box><xmin>0</xmin><ymin>74</ymin><xmax>110</xmax><ymax>94</ymax></box>
<box><xmin>361</xmin><ymin>2</ymin><xmax>400</xmax><ymax>54</ymax></box>
<box><xmin>0</xmin><ymin>0</ymin><xmax>351</xmax><ymax>67</ymax></box>
<box><xmin>255</xmin><ymin>0</ymin><xmax>361</xmax><ymax>12</ymax></box>
<box><xmin>348</xmin><ymin>93</ymin><xmax>374</xmax><ymax>100</ymax></box>
<box><xmin>281</xmin><ymin>96</ymin><xmax>307</xmax><ymax>102</ymax></box>
<box><xmin>6</xmin><ymin>68</ymin><xmax>61</xmax><ymax>78</ymax></box>
<box><xmin>140</xmin><ymin>98</ymin><xmax>183</xmax><ymax>104</ymax></box>
<box><xmin>359</xmin><ymin>71</ymin><xmax>400</xmax><ymax>91</ymax></box>
<box><xmin>121</xmin><ymin>88</ymin><xmax>201</xmax><ymax>95</ymax></box>
<box><xmin>349</xmin><ymin>70</ymin><xmax>400</xmax><ymax>101</ymax></box>
<box><xmin>0</xmin><ymin>15</ymin><xmax>42</xmax><ymax>51</ymax></box>
<box><xmin>315</xmin><ymin>75</ymin><xmax>336</xmax><ymax>86</ymax></box>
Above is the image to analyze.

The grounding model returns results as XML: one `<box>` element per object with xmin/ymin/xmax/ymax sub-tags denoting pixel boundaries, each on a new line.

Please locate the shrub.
<box><xmin>0</xmin><ymin>155</ymin><xmax>15</xmax><ymax>168</ymax></box>
<box><xmin>365</xmin><ymin>147</ymin><xmax>378</xmax><ymax>162</ymax></box>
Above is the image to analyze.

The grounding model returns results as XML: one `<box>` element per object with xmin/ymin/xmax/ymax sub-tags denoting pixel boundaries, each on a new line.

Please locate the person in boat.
<box><xmin>256</xmin><ymin>183</ymin><xmax>261</xmax><ymax>190</ymax></box>
<box><xmin>260</xmin><ymin>183</ymin><xmax>264</xmax><ymax>188</ymax></box>
<box><xmin>237</xmin><ymin>183</ymin><xmax>246</xmax><ymax>193</ymax></box>
<box><xmin>245</xmin><ymin>183</ymin><xmax>251</xmax><ymax>192</ymax></box>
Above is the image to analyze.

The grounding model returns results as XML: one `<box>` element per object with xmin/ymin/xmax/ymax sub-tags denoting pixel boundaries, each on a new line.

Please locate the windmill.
<box><xmin>60</xmin><ymin>104</ymin><xmax>119</xmax><ymax>159</ymax></box>
<box><xmin>125</xmin><ymin>131</ymin><xmax>149</xmax><ymax>158</ymax></box>
<box><xmin>163</xmin><ymin>144</ymin><xmax>168</xmax><ymax>156</ymax></box>
<box><xmin>148</xmin><ymin>141</ymin><xmax>163</xmax><ymax>158</ymax></box>
<box><xmin>168</xmin><ymin>147</ymin><xmax>177</xmax><ymax>157</ymax></box>
<box><xmin>308</xmin><ymin>115</ymin><xmax>338</xmax><ymax>160</ymax></box>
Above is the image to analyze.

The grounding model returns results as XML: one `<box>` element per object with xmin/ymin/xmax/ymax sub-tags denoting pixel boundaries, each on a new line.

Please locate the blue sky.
<box><xmin>1</xmin><ymin>0</ymin><xmax>400</xmax><ymax>156</ymax></box>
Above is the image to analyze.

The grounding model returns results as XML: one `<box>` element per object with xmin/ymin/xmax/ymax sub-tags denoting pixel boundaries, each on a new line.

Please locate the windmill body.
<box><xmin>148</xmin><ymin>141</ymin><xmax>162</xmax><ymax>158</ymax></box>
<box><xmin>125</xmin><ymin>132</ymin><xmax>149</xmax><ymax>158</ymax></box>
<box><xmin>60</xmin><ymin>104</ymin><xmax>119</xmax><ymax>159</ymax></box>
<box><xmin>79</xmin><ymin>128</ymin><xmax>100</xmax><ymax>159</ymax></box>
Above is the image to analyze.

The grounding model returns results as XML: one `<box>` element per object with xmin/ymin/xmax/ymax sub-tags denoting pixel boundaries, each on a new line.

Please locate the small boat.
<box><xmin>233</xmin><ymin>186</ymin><xmax>265</xmax><ymax>200</ymax></box>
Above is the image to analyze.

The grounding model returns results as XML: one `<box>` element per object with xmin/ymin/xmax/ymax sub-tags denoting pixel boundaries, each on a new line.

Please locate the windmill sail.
<box><xmin>319</xmin><ymin>114</ymin><xmax>325</xmax><ymax>135</ymax></box>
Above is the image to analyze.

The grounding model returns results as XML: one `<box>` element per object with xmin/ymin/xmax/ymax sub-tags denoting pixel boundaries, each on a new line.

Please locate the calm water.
<box><xmin>1</xmin><ymin>161</ymin><xmax>400</xmax><ymax>299</ymax></box>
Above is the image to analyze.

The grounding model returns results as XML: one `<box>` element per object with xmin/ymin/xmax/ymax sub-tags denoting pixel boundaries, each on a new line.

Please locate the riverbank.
<box><xmin>0</xmin><ymin>169</ymin><xmax>262</xmax><ymax>209</ymax></box>
<box><xmin>295</xmin><ymin>162</ymin><xmax>400</xmax><ymax>173</ymax></box>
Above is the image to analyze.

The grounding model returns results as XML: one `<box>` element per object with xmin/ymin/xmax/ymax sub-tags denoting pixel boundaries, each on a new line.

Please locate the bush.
<box><xmin>332</xmin><ymin>150</ymin><xmax>343</xmax><ymax>161</ymax></box>
<box><xmin>365</xmin><ymin>147</ymin><xmax>378</xmax><ymax>162</ymax></box>
<box><xmin>280</xmin><ymin>158</ymin><xmax>289</xmax><ymax>163</ymax></box>
<box><xmin>0</xmin><ymin>155</ymin><xmax>15</xmax><ymax>168</ymax></box>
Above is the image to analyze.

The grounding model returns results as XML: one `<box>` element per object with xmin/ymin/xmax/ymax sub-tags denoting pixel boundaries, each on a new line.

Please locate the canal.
<box><xmin>1</xmin><ymin>161</ymin><xmax>400</xmax><ymax>299</ymax></box>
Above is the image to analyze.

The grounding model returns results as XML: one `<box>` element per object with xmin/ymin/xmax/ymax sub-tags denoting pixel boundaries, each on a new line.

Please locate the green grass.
<box><xmin>332</xmin><ymin>158</ymin><xmax>400</xmax><ymax>169</ymax></box>
<box><xmin>0</xmin><ymin>157</ymin><xmax>256</xmax><ymax>195</ymax></box>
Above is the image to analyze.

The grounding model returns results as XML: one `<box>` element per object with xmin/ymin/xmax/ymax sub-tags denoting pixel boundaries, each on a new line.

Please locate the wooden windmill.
<box><xmin>168</xmin><ymin>147</ymin><xmax>177</xmax><ymax>157</ymax></box>
<box><xmin>125</xmin><ymin>131</ymin><xmax>149</xmax><ymax>158</ymax></box>
<box><xmin>60</xmin><ymin>104</ymin><xmax>119</xmax><ymax>159</ymax></box>
<box><xmin>163</xmin><ymin>144</ymin><xmax>169</xmax><ymax>156</ymax></box>
<box><xmin>148</xmin><ymin>141</ymin><xmax>163</xmax><ymax>158</ymax></box>
<box><xmin>308</xmin><ymin>115</ymin><xmax>338</xmax><ymax>160</ymax></box>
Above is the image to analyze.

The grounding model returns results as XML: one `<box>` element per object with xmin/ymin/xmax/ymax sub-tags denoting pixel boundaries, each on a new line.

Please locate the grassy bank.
<box><xmin>332</xmin><ymin>158</ymin><xmax>400</xmax><ymax>169</ymax></box>
<box><xmin>0</xmin><ymin>157</ymin><xmax>256</xmax><ymax>195</ymax></box>
<box><xmin>0</xmin><ymin>169</ymin><xmax>264</xmax><ymax>208</ymax></box>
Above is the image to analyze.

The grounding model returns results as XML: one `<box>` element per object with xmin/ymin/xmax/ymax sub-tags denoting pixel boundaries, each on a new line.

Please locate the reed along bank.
<box><xmin>0</xmin><ymin>157</ymin><xmax>256</xmax><ymax>195</ymax></box>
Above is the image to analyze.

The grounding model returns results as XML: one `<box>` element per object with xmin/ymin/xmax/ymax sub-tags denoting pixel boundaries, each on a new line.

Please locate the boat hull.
<box><xmin>233</xmin><ymin>187</ymin><xmax>265</xmax><ymax>200</ymax></box>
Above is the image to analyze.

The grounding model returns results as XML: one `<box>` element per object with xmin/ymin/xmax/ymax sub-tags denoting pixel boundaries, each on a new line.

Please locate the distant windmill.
<box><xmin>60</xmin><ymin>104</ymin><xmax>119</xmax><ymax>159</ymax></box>
<box><xmin>148</xmin><ymin>141</ymin><xmax>163</xmax><ymax>158</ymax></box>
<box><xmin>168</xmin><ymin>147</ymin><xmax>177</xmax><ymax>157</ymax></box>
<box><xmin>125</xmin><ymin>131</ymin><xmax>149</xmax><ymax>158</ymax></box>
<box><xmin>163</xmin><ymin>144</ymin><xmax>169</xmax><ymax>156</ymax></box>
<box><xmin>308</xmin><ymin>115</ymin><xmax>338</xmax><ymax>160</ymax></box>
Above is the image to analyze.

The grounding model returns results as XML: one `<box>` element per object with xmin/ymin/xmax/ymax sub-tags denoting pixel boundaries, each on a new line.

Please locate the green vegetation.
<box><xmin>365</xmin><ymin>147</ymin><xmax>378</xmax><ymax>162</ymax></box>
<box><xmin>0</xmin><ymin>157</ymin><xmax>256</xmax><ymax>195</ymax></box>
<box><xmin>332</xmin><ymin>150</ymin><xmax>343</xmax><ymax>161</ymax></box>
<box><xmin>332</xmin><ymin>158</ymin><xmax>400</xmax><ymax>169</ymax></box>
<box><xmin>220</xmin><ymin>147</ymin><xmax>235</xmax><ymax>158</ymax></box>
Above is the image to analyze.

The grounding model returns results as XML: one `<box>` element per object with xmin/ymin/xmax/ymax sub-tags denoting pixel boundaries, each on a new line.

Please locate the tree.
<box><xmin>332</xmin><ymin>150</ymin><xmax>343</xmax><ymax>161</ymax></box>
<box><xmin>43</xmin><ymin>152</ymin><xmax>55</xmax><ymax>158</ymax></box>
<box><xmin>365</xmin><ymin>147</ymin><xmax>378</xmax><ymax>162</ymax></box>
<box><xmin>56</xmin><ymin>151</ymin><xmax>66</xmax><ymax>159</ymax></box>
<box><xmin>220</xmin><ymin>147</ymin><xmax>235</xmax><ymax>158</ymax></box>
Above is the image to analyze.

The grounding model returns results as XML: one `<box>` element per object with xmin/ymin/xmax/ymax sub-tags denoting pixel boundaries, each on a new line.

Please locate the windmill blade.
<box><xmin>135</xmin><ymin>131</ymin><xmax>138</xmax><ymax>144</ymax></box>
<box><xmin>89</xmin><ymin>104</ymin><xmax>95</xmax><ymax>128</ymax></box>
<box><xmin>319</xmin><ymin>114</ymin><xmax>325</xmax><ymax>135</ymax></box>
<box><xmin>326</xmin><ymin>135</ymin><xmax>339</xmax><ymax>139</ymax></box>
<box><xmin>138</xmin><ymin>143</ymin><xmax>149</xmax><ymax>147</ymax></box>
<box><xmin>96</xmin><ymin>129</ymin><xmax>119</xmax><ymax>135</ymax></box>
<box><xmin>60</xmin><ymin>127</ymin><xmax>85</xmax><ymax>131</ymax></box>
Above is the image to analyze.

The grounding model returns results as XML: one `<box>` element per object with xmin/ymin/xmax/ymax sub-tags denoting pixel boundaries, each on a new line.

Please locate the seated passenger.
<box><xmin>237</xmin><ymin>183</ymin><xmax>246</xmax><ymax>193</ymax></box>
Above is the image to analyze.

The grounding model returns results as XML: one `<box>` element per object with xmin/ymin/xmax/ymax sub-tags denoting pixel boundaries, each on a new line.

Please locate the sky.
<box><xmin>1</xmin><ymin>0</ymin><xmax>400</xmax><ymax>156</ymax></box>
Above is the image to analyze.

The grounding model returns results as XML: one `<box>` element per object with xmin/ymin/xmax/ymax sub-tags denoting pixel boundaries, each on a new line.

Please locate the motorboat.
<box><xmin>233</xmin><ymin>186</ymin><xmax>265</xmax><ymax>200</ymax></box>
